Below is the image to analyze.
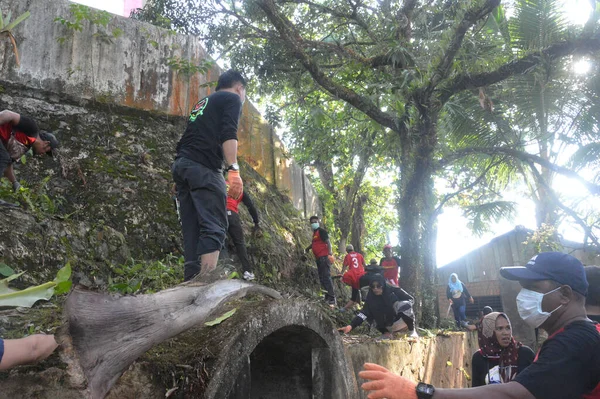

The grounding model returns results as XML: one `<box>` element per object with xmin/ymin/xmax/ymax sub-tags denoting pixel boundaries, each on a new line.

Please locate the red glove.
<box><xmin>227</xmin><ymin>170</ymin><xmax>243</xmax><ymax>200</ymax></box>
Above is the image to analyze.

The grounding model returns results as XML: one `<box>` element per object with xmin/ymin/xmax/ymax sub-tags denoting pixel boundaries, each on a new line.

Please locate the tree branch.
<box><xmin>256</xmin><ymin>0</ymin><xmax>402</xmax><ymax>133</ymax></box>
<box><xmin>427</xmin><ymin>0</ymin><xmax>500</xmax><ymax>91</ymax></box>
<box><xmin>281</xmin><ymin>0</ymin><xmax>378</xmax><ymax>42</ymax></box>
<box><xmin>438</xmin><ymin>36</ymin><xmax>600</xmax><ymax>103</ymax></box>
<box><xmin>432</xmin><ymin>159</ymin><xmax>503</xmax><ymax>218</ymax></box>
<box><xmin>440</xmin><ymin>146</ymin><xmax>600</xmax><ymax>195</ymax></box>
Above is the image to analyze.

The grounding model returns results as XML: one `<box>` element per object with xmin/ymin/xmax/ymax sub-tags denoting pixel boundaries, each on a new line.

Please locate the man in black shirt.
<box><xmin>359</xmin><ymin>252</ymin><xmax>600</xmax><ymax>399</ymax></box>
<box><xmin>585</xmin><ymin>266</ymin><xmax>600</xmax><ymax>323</ymax></box>
<box><xmin>172</xmin><ymin>70</ymin><xmax>246</xmax><ymax>281</ymax></box>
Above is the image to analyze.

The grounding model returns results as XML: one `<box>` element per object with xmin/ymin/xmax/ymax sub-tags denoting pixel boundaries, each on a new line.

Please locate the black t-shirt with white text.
<box><xmin>514</xmin><ymin>320</ymin><xmax>600</xmax><ymax>399</ymax></box>
<box><xmin>176</xmin><ymin>91</ymin><xmax>242</xmax><ymax>171</ymax></box>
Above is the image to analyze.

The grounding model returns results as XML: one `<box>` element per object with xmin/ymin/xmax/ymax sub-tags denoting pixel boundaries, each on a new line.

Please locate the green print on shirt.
<box><xmin>189</xmin><ymin>97</ymin><xmax>209</xmax><ymax>122</ymax></box>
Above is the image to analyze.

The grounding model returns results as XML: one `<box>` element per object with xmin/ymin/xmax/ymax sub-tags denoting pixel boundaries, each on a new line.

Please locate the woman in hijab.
<box><xmin>446</xmin><ymin>272</ymin><xmax>474</xmax><ymax>328</ymax></box>
<box><xmin>471</xmin><ymin>312</ymin><xmax>534</xmax><ymax>386</ymax></box>
<box><xmin>338</xmin><ymin>274</ymin><xmax>417</xmax><ymax>339</ymax></box>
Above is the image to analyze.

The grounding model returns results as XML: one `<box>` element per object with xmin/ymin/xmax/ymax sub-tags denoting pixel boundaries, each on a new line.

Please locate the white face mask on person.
<box><xmin>516</xmin><ymin>286</ymin><xmax>563</xmax><ymax>328</ymax></box>
<box><xmin>311</xmin><ymin>223</ymin><xmax>319</xmax><ymax>230</ymax></box>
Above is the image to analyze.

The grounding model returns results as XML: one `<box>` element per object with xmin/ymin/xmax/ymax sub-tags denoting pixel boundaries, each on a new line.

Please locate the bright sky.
<box><xmin>76</xmin><ymin>0</ymin><xmax>596</xmax><ymax>265</ymax></box>
<box><xmin>74</xmin><ymin>0</ymin><xmax>124</xmax><ymax>15</ymax></box>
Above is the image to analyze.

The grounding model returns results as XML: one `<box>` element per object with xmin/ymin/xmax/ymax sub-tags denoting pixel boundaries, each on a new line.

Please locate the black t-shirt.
<box><xmin>471</xmin><ymin>346</ymin><xmax>534</xmax><ymax>387</ymax></box>
<box><xmin>515</xmin><ymin>320</ymin><xmax>600</xmax><ymax>398</ymax></box>
<box><xmin>176</xmin><ymin>91</ymin><xmax>242</xmax><ymax>171</ymax></box>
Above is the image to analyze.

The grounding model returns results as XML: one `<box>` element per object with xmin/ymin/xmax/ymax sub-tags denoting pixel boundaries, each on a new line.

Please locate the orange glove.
<box><xmin>359</xmin><ymin>363</ymin><xmax>418</xmax><ymax>399</ymax></box>
<box><xmin>227</xmin><ymin>170</ymin><xmax>243</xmax><ymax>200</ymax></box>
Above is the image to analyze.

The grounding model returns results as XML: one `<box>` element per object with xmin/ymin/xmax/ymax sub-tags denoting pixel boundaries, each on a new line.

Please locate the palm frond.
<box><xmin>464</xmin><ymin>200</ymin><xmax>517</xmax><ymax>236</ymax></box>
<box><xmin>569</xmin><ymin>142</ymin><xmax>600</xmax><ymax>171</ymax></box>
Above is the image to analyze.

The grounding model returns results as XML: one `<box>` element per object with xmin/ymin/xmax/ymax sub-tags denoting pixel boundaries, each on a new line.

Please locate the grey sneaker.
<box><xmin>243</xmin><ymin>271</ymin><xmax>255</xmax><ymax>281</ymax></box>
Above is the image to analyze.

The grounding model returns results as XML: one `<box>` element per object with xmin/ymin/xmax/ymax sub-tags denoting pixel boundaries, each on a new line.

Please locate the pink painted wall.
<box><xmin>123</xmin><ymin>0</ymin><xmax>142</xmax><ymax>17</ymax></box>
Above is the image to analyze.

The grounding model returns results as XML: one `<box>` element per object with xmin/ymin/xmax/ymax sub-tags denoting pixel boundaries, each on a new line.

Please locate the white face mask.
<box><xmin>516</xmin><ymin>286</ymin><xmax>563</xmax><ymax>328</ymax></box>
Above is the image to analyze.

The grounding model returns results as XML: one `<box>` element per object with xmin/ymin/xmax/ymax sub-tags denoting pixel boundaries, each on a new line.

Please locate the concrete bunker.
<box><xmin>205</xmin><ymin>300</ymin><xmax>358</xmax><ymax>399</ymax></box>
<box><xmin>238</xmin><ymin>325</ymin><xmax>331</xmax><ymax>398</ymax></box>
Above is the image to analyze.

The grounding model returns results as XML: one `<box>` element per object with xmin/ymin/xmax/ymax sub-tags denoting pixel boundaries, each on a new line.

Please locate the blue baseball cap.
<box><xmin>500</xmin><ymin>252</ymin><xmax>588</xmax><ymax>295</ymax></box>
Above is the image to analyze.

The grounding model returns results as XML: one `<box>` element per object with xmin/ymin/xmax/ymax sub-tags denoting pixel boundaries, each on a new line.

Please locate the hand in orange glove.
<box><xmin>227</xmin><ymin>170</ymin><xmax>243</xmax><ymax>200</ymax></box>
<box><xmin>359</xmin><ymin>363</ymin><xmax>418</xmax><ymax>399</ymax></box>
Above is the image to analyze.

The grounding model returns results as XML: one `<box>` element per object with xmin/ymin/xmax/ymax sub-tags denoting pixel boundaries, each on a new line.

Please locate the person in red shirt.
<box><xmin>305</xmin><ymin>215</ymin><xmax>336</xmax><ymax>306</ymax></box>
<box><xmin>225</xmin><ymin>180</ymin><xmax>260</xmax><ymax>281</ymax></box>
<box><xmin>339</xmin><ymin>244</ymin><xmax>366</xmax><ymax>312</ymax></box>
<box><xmin>0</xmin><ymin>110</ymin><xmax>58</xmax><ymax>191</ymax></box>
<box><xmin>380</xmin><ymin>244</ymin><xmax>402</xmax><ymax>287</ymax></box>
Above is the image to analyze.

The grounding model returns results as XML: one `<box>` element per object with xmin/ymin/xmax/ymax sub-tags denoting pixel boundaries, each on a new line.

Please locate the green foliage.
<box><xmin>0</xmin><ymin>263</ymin><xmax>14</xmax><ymax>277</ymax></box>
<box><xmin>0</xmin><ymin>9</ymin><xmax>30</xmax><ymax>65</ymax></box>
<box><xmin>166</xmin><ymin>57</ymin><xmax>215</xmax><ymax>78</ymax></box>
<box><xmin>523</xmin><ymin>223</ymin><xmax>562</xmax><ymax>252</ymax></box>
<box><xmin>107</xmin><ymin>255</ymin><xmax>184</xmax><ymax>294</ymax></box>
<box><xmin>0</xmin><ymin>175</ymin><xmax>66</xmax><ymax>218</ymax></box>
<box><xmin>0</xmin><ymin>263</ymin><xmax>72</xmax><ymax>307</ymax></box>
<box><xmin>204</xmin><ymin>308</ymin><xmax>236</xmax><ymax>326</ymax></box>
<box><xmin>55</xmin><ymin>4</ymin><xmax>122</xmax><ymax>44</ymax></box>
<box><xmin>0</xmin><ymin>9</ymin><xmax>30</xmax><ymax>32</ymax></box>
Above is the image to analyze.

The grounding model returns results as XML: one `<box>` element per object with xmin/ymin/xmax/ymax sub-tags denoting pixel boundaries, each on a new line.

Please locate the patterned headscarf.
<box><xmin>478</xmin><ymin>312</ymin><xmax>523</xmax><ymax>382</ymax></box>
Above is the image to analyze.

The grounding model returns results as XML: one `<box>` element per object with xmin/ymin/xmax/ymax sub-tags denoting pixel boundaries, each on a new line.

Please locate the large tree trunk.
<box><xmin>350</xmin><ymin>194</ymin><xmax>367</xmax><ymax>254</ymax></box>
<box><xmin>397</xmin><ymin>109</ymin><xmax>439</xmax><ymax>327</ymax></box>
<box><xmin>59</xmin><ymin>280</ymin><xmax>281</xmax><ymax>399</ymax></box>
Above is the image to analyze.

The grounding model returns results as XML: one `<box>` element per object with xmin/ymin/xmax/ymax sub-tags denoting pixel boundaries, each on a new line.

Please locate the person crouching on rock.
<box><xmin>338</xmin><ymin>274</ymin><xmax>418</xmax><ymax>340</ymax></box>
<box><xmin>0</xmin><ymin>110</ymin><xmax>58</xmax><ymax>191</ymax></box>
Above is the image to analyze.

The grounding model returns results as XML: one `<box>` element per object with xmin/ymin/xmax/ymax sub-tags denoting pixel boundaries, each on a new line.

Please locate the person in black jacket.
<box><xmin>225</xmin><ymin>182</ymin><xmax>260</xmax><ymax>281</ymax></box>
<box><xmin>172</xmin><ymin>70</ymin><xmax>246</xmax><ymax>281</ymax></box>
<box><xmin>447</xmin><ymin>272</ymin><xmax>474</xmax><ymax>329</ymax></box>
<box><xmin>339</xmin><ymin>274</ymin><xmax>417</xmax><ymax>339</ymax></box>
<box><xmin>471</xmin><ymin>312</ymin><xmax>534</xmax><ymax>386</ymax></box>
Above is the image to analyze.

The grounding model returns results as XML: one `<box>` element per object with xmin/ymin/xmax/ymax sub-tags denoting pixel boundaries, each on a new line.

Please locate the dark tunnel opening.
<box><xmin>229</xmin><ymin>325</ymin><xmax>331</xmax><ymax>399</ymax></box>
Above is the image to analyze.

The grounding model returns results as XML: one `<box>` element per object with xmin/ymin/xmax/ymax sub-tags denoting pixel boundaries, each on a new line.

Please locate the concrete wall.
<box><xmin>347</xmin><ymin>331</ymin><xmax>479</xmax><ymax>396</ymax></box>
<box><xmin>0</xmin><ymin>0</ymin><xmax>320</xmax><ymax>217</ymax></box>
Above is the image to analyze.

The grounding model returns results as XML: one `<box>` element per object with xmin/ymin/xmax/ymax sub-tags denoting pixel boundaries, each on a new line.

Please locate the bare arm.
<box><xmin>0</xmin><ymin>335</ymin><xmax>58</xmax><ymax>370</ymax></box>
<box><xmin>359</xmin><ymin>364</ymin><xmax>535</xmax><ymax>399</ymax></box>
<box><xmin>433</xmin><ymin>382</ymin><xmax>535</xmax><ymax>399</ymax></box>
<box><xmin>223</xmin><ymin>139</ymin><xmax>238</xmax><ymax>167</ymax></box>
<box><xmin>0</xmin><ymin>110</ymin><xmax>20</xmax><ymax>126</ymax></box>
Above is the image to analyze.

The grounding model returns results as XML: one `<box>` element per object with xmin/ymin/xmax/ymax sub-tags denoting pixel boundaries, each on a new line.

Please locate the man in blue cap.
<box><xmin>357</xmin><ymin>251</ymin><xmax>600</xmax><ymax>399</ymax></box>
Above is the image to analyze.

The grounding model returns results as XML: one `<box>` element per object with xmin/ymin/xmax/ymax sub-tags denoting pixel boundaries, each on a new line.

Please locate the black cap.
<box><xmin>500</xmin><ymin>252</ymin><xmax>588</xmax><ymax>295</ymax></box>
<box><xmin>39</xmin><ymin>131</ymin><xmax>59</xmax><ymax>157</ymax></box>
<box><xmin>14</xmin><ymin>115</ymin><xmax>39</xmax><ymax>137</ymax></box>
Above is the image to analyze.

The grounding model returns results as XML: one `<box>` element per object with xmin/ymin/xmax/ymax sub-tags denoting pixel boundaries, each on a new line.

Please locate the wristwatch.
<box><xmin>416</xmin><ymin>382</ymin><xmax>435</xmax><ymax>399</ymax></box>
<box><xmin>226</xmin><ymin>163</ymin><xmax>239</xmax><ymax>172</ymax></box>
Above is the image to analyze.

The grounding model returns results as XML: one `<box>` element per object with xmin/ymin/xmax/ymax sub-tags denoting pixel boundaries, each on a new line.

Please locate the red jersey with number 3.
<box><xmin>342</xmin><ymin>252</ymin><xmax>365</xmax><ymax>289</ymax></box>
